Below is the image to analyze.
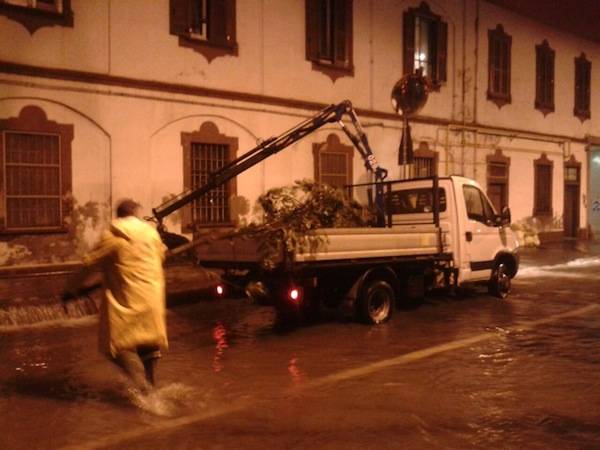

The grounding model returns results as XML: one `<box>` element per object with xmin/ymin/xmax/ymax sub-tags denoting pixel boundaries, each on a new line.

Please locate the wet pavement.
<box><xmin>1</xmin><ymin>243</ymin><xmax>600</xmax><ymax>449</ymax></box>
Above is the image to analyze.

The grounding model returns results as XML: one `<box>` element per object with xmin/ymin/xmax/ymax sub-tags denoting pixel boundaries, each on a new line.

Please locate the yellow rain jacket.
<box><xmin>80</xmin><ymin>216</ymin><xmax>168</xmax><ymax>357</ymax></box>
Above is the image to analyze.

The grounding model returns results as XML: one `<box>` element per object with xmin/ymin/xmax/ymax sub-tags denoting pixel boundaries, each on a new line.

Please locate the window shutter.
<box><xmin>306</xmin><ymin>0</ymin><xmax>319</xmax><ymax>60</ymax></box>
<box><xmin>436</xmin><ymin>20</ymin><xmax>447</xmax><ymax>82</ymax></box>
<box><xmin>170</xmin><ymin>0</ymin><xmax>189</xmax><ymax>36</ymax></box>
<box><xmin>224</xmin><ymin>0</ymin><xmax>236</xmax><ymax>46</ymax></box>
<box><xmin>209</xmin><ymin>0</ymin><xmax>228</xmax><ymax>46</ymax></box>
<box><xmin>403</xmin><ymin>10</ymin><xmax>415</xmax><ymax>75</ymax></box>
<box><xmin>333</xmin><ymin>0</ymin><xmax>351</xmax><ymax>65</ymax></box>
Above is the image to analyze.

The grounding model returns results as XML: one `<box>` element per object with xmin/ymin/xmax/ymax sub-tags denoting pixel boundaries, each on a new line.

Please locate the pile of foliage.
<box><xmin>238</xmin><ymin>180</ymin><xmax>373</xmax><ymax>268</ymax></box>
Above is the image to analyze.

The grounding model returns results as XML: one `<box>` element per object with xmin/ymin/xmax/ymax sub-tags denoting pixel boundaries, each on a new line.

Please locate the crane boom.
<box><xmin>152</xmin><ymin>100</ymin><xmax>387</xmax><ymax>230</ymax></box>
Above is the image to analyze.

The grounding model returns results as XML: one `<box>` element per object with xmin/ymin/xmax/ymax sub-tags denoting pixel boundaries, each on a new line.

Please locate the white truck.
<box><xmin>152</xmin><ymin>101</ymin><xmax>519</xmax><ymax>325</ymax></box>
<box><xmin>193</xmin><ymin>175</ymin><xmax>519</xmax><ymax>324</ymax></box>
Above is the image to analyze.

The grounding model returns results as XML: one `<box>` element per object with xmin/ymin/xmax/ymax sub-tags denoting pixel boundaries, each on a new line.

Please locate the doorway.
<box><xmin>588</xmin><ymin>148</ymin><xmax>600</xmax><ymax>239</ymax></box>
<box><xmin>564</xmin><ymin>158</ymin><xmax>580</xmax><ymax>239</ymax></box>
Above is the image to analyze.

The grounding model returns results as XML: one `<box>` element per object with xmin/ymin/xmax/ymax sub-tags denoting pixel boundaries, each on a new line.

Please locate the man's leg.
<box><xmin>137</xmin><ymin>346</ymin><xmax>162</xmax><ymax>387</ymax></box>
<box><xmin>113</xmin><ymin>349</ymin><xmax>153</xmax><ymax>393</ymax></box>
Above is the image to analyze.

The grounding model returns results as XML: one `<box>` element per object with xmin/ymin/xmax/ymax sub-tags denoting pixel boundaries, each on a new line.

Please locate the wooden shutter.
<box><xmin>403</xmin><ymin>10</ymin><xmax>415</xmax><ymax>75</ymax></box>
<box><xmin>170</xmin><ymin>0</ymin><xmax>189</xmax><ymax>36</ymax></box>
<box><xmin>208</xmin><ymin>0</ymin><xmax>236</xmax><ymax>47</ymax></box>
<box><xmin>209</xmin><ymin>0</ymin><xmax>227</xmax><ymax>45</ymax></box>
<box><xmin>333</xmin><ymin>0</ymin><xmax>352</xmax><ymax>65</ymax></box>
<box><xmin>306</xmin><ymin>0</ymin><xmax>320</xmax><ymax>60</ymax></box>
<box><xmin>436</xmin><ymin>20</ymin><xmax>447</xmax><ymax>82</ymax></box>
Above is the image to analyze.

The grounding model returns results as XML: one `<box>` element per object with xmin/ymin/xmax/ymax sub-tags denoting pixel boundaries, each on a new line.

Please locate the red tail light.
<box><xmin>215</xmin><ymin>284</ymin><xmax>225</xmax><ymax>297</ymax></box>
<box><xmin>288</xmin><ymin>287</ymin><xmax>302</xmax><ymax>302</ymax></box>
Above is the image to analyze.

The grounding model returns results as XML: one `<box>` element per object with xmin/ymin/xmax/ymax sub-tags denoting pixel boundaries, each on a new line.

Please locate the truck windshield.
<box><xmin>388</xmin><ymin>188</ymin><xmax>446</xmax><ymax>214</ymax></box>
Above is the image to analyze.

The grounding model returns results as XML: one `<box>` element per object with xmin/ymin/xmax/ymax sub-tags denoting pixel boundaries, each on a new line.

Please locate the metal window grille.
<box><xmin>413</xmin><ymin>156</ymin><xmax>434</xmax><ymax>178</ymax></box>
<box><xmin>191</xmin><ymin>141</ymin><xmax>229</xmax><ymax>225</ymax></box>
<box><xmin>319</xmin><ymin>151</ymin><xmax>348</xmax><ymax>189</ymax></box>
<box><xmin>4</xmin><ymin>131</ymin><xmax>62</xmax><ymax>229</ymax></box>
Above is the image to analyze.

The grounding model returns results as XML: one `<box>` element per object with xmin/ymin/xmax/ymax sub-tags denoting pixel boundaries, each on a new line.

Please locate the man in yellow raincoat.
<box><xmin>65</xmin><ymin>199</ymin><xmax>168</xmax><ymax>393</ymax></box>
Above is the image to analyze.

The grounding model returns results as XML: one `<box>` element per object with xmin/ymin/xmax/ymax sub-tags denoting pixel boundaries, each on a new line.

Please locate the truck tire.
<box><xmin>358</xmin><ymin>280</ymin><xmax>394</xmax><ymax>324</ymax></box>
<box><xmin>488</xmin><ymin>263</ymin><xmax>511</xmax><ymax>299</ymax></box>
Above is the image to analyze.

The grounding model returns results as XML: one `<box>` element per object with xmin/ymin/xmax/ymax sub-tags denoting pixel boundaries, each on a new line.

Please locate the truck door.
<box><xmin>461</xmin><ymin>184</ymin><xmax>506</xmax><ymax>280</ymax></box>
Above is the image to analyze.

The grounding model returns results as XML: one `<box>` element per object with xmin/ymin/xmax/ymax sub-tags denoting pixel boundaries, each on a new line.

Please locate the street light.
<box><xmin>391</xmin><ymin>69</ymin><xmax>430</xmax><ymax>178</ymax></box>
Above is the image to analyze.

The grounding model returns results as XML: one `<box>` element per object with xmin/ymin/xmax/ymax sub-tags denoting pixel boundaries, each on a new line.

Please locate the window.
<box><xmin>533</xmin><ymin>153</ymin><xmax>553</xmax><ymax>216</ymax></box>
<box><xmin>306</xmin><ymin>0</ymin><xmax>353</xmax><ymax>82</ymax></box>
<box><xmin>0</xmin><ymin>0</ymin><xmax>72</xmax><ymax>33</ymax></box>
<box><xmin>487</xmin><ymin>24</ymin><xmax>511</xmax><ymax>108</ymax></box>
<box><xmin>169</xmin><ymin>0</ymin><xmax>237</xmax><ymax>62</ymax></box>
<box><xmin>486</xmin><ymin>149</ymin><xmax>510</xmax><ymax>213</ymax></box>
<box><xmin>403</xmin><ymin>2</ymin><xmax>447</xmax><ymax>88</ymax></box>
<box><xmin>313</xmin><ymin>134</ymin><xmax>353</xmax><ymax>191</ymax></box>
<box><xmin>0</xmin><ymin>105</ymin><xmax>73</xmax><ymax>232</ymax></box>
<box><xmin>535</xmin><ymin>40</ymin><xmax>555</xmax><ymax>115</ymax></box>
<box><xmin>574</xmin><ymin>53</ymin><xmax>591</xmax><ymax>122</ymax></box>
<box><xmin>463</xmin><ymin>185</ymin><xmax>495</xmax><ymax>224</ymax></box>
<box><xmin>181</xmin><ymin>122</ymin><xmax>238</xmax><ymax>229</ymax></box>
<box><xmin>412</xmin><ymin>142</ymin><xmax>438</xmax><ymax>178</ymax></box>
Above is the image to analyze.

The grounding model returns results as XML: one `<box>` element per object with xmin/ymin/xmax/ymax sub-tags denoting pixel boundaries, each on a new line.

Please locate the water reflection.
<box><xmin>288</xmin><ymin>355</ymin><xmax>304</xmax><ymax>384</ymax></box>
<box><xmin>212</xmin><ymin>322</ymin><xmax>229</xmax><ymax>373</ymax></box>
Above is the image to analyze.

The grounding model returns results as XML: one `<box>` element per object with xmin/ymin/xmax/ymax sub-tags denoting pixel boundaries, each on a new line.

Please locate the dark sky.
<box><xmin>486</xmin><ymin>0</ymin><xmax>600</xmax><ymax>43</ymax></box>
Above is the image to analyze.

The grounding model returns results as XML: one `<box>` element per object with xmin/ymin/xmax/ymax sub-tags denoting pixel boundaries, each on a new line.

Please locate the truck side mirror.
<box><xmin>500</xmin><ymin>206</ymin><xmax>511</xmax><ymax>226</ymax></box>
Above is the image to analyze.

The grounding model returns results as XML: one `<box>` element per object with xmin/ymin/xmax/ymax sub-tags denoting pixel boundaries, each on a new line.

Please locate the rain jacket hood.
<box><xmin>82</xmin><ymin>216</ymin><xmax>168</xmax><ymax>357</ymax></box>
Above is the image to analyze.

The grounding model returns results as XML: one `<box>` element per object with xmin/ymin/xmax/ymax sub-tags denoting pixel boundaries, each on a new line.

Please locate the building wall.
<box><xmin>0</xmin><ymin>0</ymin><xmax>598</xmax><ymax>267</ymax></box>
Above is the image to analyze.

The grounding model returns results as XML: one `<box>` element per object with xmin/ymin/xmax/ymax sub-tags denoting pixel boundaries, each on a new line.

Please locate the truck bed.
<box><xmin>195</xmin><ymin>224</ymin><xmax>448</xmax><ymax>268</ymax></box>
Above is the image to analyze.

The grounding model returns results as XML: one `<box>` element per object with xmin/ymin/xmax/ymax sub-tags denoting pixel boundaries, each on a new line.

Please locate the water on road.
<box><xmin>2</xmin><ymin>248</ymin><xmax>600</xmax><ymax>449</ymax></box>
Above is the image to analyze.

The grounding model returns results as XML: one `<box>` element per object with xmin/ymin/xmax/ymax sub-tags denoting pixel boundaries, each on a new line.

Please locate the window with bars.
<box><xmin>306</xmin><ymin>0</ymin><xmax>353</xmax><ymax>81</ymax></box>
<box><xmin>412</xmin><ymin>142</ymin><xmax>437</xmax><ymax>178</ymax></box>
<box><xmin>534</xmin><ymin>154</ymin><xmax>553</xmax><ymax>216</ymax></box>
<box><xmin>0</xmin><ymin>106</ymin><xmax>72</xmax><ymax>233</ymax></box>
<box><xmin>4</xmin><ymin>132</ymin><xmax>62</xmax><ymax>229</ymax></box>
<box><xmin>574</xmin><ymin>53</ymin><xmax>591</xmax><ymax>122</ymax></box>
<box><xmin>403</xmin><ymin>2</ymin><xmax>447</xmax><ymax>88</ymax></box>
<box><xmin>190</xmin><ymin>142</ymin><xmax>230</xmax><ymax>225</ymax></box>
<box><xmin>535</xmin><ymin>40</ymin><xmax>555</xmax><ymax>115</ymax></box>
<box><xmin>313</xmin><ymin>134</ymin><xmax>353</xmax><ymax>193</ymax></box>
<box><xmin>169</xmin><ymin>0</ymin><xmax>237</xmax><ymax>61</ymax></box>
<box><xmin>487</xmin><ymin>24</ymin><xmax>511</xmax><ymax>108</ymax></box>
<box><xmin>181</xmin><ymin>122</ymin><xmax>237</xmax><ymax>230</ymax></box>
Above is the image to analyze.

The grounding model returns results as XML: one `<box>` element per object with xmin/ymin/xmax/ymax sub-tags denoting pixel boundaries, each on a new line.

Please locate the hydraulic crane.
<box><xmin>151</xmin><ymin>100</ymin><xmax>388</xmax><ymax>237</ymax></box>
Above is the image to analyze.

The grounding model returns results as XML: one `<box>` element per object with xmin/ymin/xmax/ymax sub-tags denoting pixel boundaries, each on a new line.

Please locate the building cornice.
<box><xmin>0</xmin><ymin>60</ymin><xmax>588</xmax><ymax>145</ymax></box>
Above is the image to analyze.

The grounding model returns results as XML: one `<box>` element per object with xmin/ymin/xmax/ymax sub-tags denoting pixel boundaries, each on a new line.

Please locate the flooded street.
<box><xmin>2</xmin><ymin>246</ymin><xmax>600</xmax><ymax>449</ymax></box>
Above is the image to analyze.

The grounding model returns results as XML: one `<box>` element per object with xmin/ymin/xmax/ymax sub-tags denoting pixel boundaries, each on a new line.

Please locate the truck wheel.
<box><xmin>488</xmin><ymin>263</ymin><xmax>511</xmax><ymax>299</ymax></box>
<box><xmin>358</xmin><ymin>280</ymin><xmax>394</xmax><ymax>324</ymax></box>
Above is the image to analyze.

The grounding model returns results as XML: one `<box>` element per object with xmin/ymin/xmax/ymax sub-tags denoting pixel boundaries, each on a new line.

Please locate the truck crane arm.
<box><xmin>151</xmin><ymin>100</ymin><xmax>387</xmax><ymax>232</ymax></box>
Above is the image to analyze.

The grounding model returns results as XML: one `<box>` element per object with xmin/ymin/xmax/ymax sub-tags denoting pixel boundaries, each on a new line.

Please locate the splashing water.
<box><xmin>128</xmin><ymin>383</ymin><xmax>202</xmax><ymax>417</ymax></box>
<box><xmin>0</xmin><ymin>295</ymin><xmax>99</xmax><ymax>328</ymax></box>
<box><xmin>518</xmin><ymin>256</ymin><xmax>600</xmax><ymax>278</ymax></box>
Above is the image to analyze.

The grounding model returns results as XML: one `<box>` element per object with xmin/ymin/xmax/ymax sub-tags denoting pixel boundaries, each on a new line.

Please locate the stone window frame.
<box><xmin>403</xmin><ymin>1</ymin><xmax>447</xmax><ymax>90</ymax></box>
<box><xmin>574</xmin><ymin>53</ymin><xmax>591</xmax><ymax>122</ymax></box>
<box><xmin>181</xmin><ymin>121</ymin><xmax>238</xmax><ymax>232</ymax></box>
<box><xmin>305</xmin><ymin>0</ymin><xmax>354</xmax><ymax>83</ymax></box>
<box><xmin>486</xmin><ymin>148</ymin><xmax>510</xmax><ymax>213</ymax></box>
<box><xmin>487</xmin><ymin>24</ymin><xmax>512</xmax><ymax>108</ymax></box>
<box><xmin>533</xmin><ymin>153</ymin><xmax>553</xmax><ymax>217</ymax></box>
<box><xmin>535</xmin><ymin>39</ymin><xmax>555</xmax><ymax>116</ymax></box>
<box><xmin>313</xmin><ymin>133</ymin><xmax>354</xmax><ymax>195</ymax></box>
<box><xmin>0</xmin><ymin>0</ymin><xmax>73</xmax><ymax>34</ymax></box>
<box><xmin>0</xmin><ymin>105</ymin><xmax>73</xmax><ymax>234</ymax></box>
<box><xmin>169</xmin><ymin>0</ymin><xmax>237</xmax><ymax>63</ymax></box>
